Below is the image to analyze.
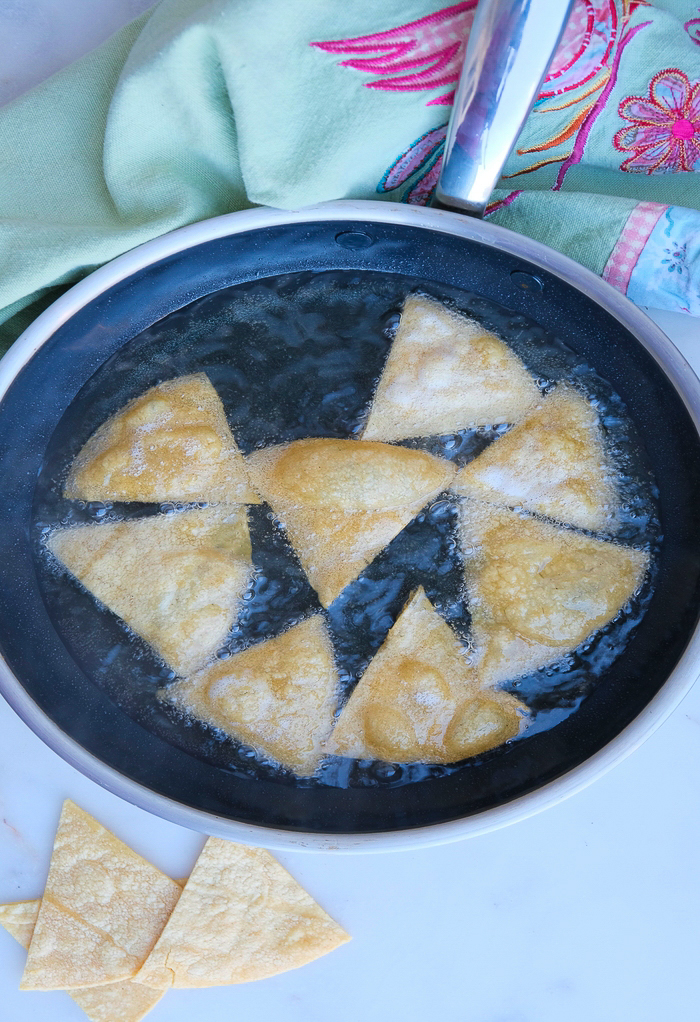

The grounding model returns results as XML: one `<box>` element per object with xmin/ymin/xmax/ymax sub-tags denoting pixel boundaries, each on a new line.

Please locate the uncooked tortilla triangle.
<box><xmin>461</xmin><ymin>503</ymin><xmax>649</xmax><ymax>684</ymax></box>
<box><xmin>1</xmin><ymin>899</ymin><xmax>165</xmax><ymax>1022</ymax></box>
<box><xmin>245</xmin><ymin>436</ymin><xmax>455</xmax><ymax>510</ymax></box>
<box><xmin>274</xmin><ymin>504</ymin><xmax>420</xmax><ymax>607</ymax></box>
<box><xmin>164</xmin><ymin>615</ymin><xmax>339</xmax><ymax>775</ymax></box>
<box><xmin>452</xmin><ymin>385</ymin><xmax>618</xmax><ymax>530</ymax></box>
<box><xmin>135</xmin><ymin>837</ymin><xmax>350</xmax><ymax>988</ymax></box>
<box><xmin>20</xmin><ymin>801</ymin><xmax>181</xmax><ymax>991</ymax></box>
<box><xmin>65</xmin><ymin>372</ymin><xmax>260</xmax><ymax>503</ymax></box>
<box><xmin>47</xmin><ymin>506</ymin><xmax>253</xmax><ymax>676</ymax></box>
<box><xmin>362</xmin><ymin>294</ymin><xmax>539</xmax><ymax>441</ymax></box>
<box><xmin>327</xmin><ymin>588</ymin><xmax>526</xmax><ymax>763</ymax></box>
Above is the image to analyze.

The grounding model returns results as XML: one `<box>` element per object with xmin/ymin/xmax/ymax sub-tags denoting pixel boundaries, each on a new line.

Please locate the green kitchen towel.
<box><xmin>3</xmin><ymin>0</ymin><xmax>700</xmax><ymax>355</ymax></box>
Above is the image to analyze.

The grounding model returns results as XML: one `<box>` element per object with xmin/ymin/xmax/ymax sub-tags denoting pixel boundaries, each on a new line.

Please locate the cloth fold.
<box><xmin>3</xmin><ymin>0</ymin><xmax>700</xmax><ymax>355</ymax></box>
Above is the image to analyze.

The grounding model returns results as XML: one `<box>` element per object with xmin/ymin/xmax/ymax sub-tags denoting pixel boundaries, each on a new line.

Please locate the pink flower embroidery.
<box><xmin>377</xmin><ymin>124</ymin><xmax>447</xmax><ymax>203</ymax></box>
<box><xmin>311</xmin><ymin>1</ymin><xmax>477</xmax><ymax>107</ymax></box>
<box><xmin>313</xmin><ymin>0</ymin><xmax>626</xmax><ymax>199</ymax></box>
<box><xmin>685</xmin><ymin>12</ymin><xmax>700</xmax><ymax>47</ymax></box>
<box><xmin>614</xmin><ymin>69</ymin><xmax>700</xmax><ymax>174</ymax></box>
<box><xmin>539</xmin><ymin>0</ymin><xmax>616</xmax><ymax>98</ymax></box>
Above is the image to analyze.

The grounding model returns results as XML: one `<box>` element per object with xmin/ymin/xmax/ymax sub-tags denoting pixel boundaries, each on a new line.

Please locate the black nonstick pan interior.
<box><xmin>1</xmin><ymin>215</ymin><xmax>700</xmax><ymax>835</ymax></box>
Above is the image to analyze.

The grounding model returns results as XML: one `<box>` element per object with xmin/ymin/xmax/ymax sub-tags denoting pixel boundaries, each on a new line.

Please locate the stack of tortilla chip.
<box><xmin>0</xmin><ymin>802</ymin><xmax>349</xmax><ymax>1021</ymax></box>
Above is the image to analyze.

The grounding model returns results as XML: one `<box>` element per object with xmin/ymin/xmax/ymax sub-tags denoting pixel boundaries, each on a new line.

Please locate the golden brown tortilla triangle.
<box><xmin>65</xmin><ymin>372</ymin><xmax>260</xmax><ymax>503</ymax></box>
<box><xmin>1</xmin><ymin>899</ymin><xmax>165</xmax><ymax>1022</ymax></box>
<box><xmin>135</xmin><ymin>837</ymin><xmax>349</xmax><ymax>989</ymax></box>
<box><xmin>472</xmin><ymin>623</ymin><xmax>568</xmax><ymax>687</ymax></box>
<box><xmin>164</xmin><ymin>615</ymin><xmax>338</xmax><ymax>775</ymax></box>
<box><xmin>245</xmin><ymin>437</ymin><xmax>455</xmax><ymax>510</ymax></box>
<box><xmin>461</xmin><ymin>503</ymin><xmax>648</xmax><ymax>683</ymax></box>
<box><xmin>70</xmin><ymin>979</ymin><xmax>165</xmax><ymax>1022</ymax></box>
<box><xmin>327</xmin><ymin>588</ymin><xmax>526</xmax><ymax>763</ymax></box>
<box><xmin>0</xmin><ymin>900</ymin><xmax>40</xmax><ymax>949</ymax></box>
<box><xmin>362</xmin><ymin>295</ymin><xmax>539</xmax><ymax>441</ymax></box>
<box><xmin>452</xmin><ymin>385</ymin><xmax>618</xmax><ymax>530</ymax></box>
<box><xmin>274</xmin><ymin>504</ymin><xmax>419</xmax><ymax>607</ymax></box>
<box><xmin>47</xmin><ymin>506</ymin><xmax>253</xmax><ymax>676</ymax></box>
<box><xmin>20</xmin><ymin>801</ymin><xmax>181</xmax><ymax>991</ymax></box>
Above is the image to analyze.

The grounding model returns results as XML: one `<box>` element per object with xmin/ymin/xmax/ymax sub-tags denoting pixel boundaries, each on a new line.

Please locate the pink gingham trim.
<box><xmin>602</xmin><ymin>201</ymin><xmax>668</xmax><ymax>294</ymax></box>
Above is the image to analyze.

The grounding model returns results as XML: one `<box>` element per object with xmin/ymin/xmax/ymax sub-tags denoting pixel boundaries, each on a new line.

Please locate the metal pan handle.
<box><xmin>435</xmin><ymin>0</ymin><xmax>574</xmax><ymax>216</ymax></box>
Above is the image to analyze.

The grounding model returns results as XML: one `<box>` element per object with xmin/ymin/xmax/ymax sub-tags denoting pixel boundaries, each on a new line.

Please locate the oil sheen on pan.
<box><xmin>32</xmin><ymin>270</ymin><xmax>660</xmax><ymax>790</ymax></box>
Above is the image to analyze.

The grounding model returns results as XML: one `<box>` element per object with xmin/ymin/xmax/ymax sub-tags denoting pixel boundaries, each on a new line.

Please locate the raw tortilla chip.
<box><xmin>0</xmin><ymin>900</ymin><xmax>165</xmax><ymax>1022</ymax></box>
<box><xmin>64</xmin><ymin>372</ymin><xmax>260</xmax><ymax>503</ymax></box>
<box><xmin>461</xmin><ymin>503</ymin><xmax>649</xmax><ymax>683</ymax></box>
<box><xmin>245</xmin><ymin>437</ymin><xmax>455</xmax><ymax>511</ymax></box>
<box><xmin>362</xmin><ymin>294</ymin><xmax>539</xmax><ymax>441</ymax></box>
<box><xmin>273</xmin><ymin>504</ymin><xmax>420</xmax><ymax>607</ymax></box>
<box><xmin>20</xmin><ymin>801</ymin><xmax>181</xmax><ymax>991</ymax></box>
<box><xmin>135</xmin><ymin>837</ymin><xmax>350</xmax><ymax>988</ymax></box>
<box><xmin>452</xmin><ymin>385</ymin><xmax>618</xmax><ymax>531</ymax></box>
<box><xmin>47</xmin><ymin>505</ymin><xmax>253</xmax><ymax>676</ymax></box>
<box><xmin>327</xmin><ymin>588</ymin><xmax>526</xmax><ymax>763</ymax></box>
<box><xmin>164</xmin><ymin>616</ymin><xmax>338</xmax><ymax>775</ymax></box>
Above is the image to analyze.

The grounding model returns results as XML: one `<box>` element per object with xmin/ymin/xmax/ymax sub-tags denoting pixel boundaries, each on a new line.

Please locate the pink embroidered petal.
<box><xmin>547</xmin><ymin>0</ymin><xmax>593</xmax><ymax>79</ymax></box>
<box><xmin>619</xmin><ymin>136</ymin><xmax>674</xmax><ymax>173</ymax></box>
<box><xmin>683</xmin><ymin>135</ymin><xmax>700</xmax><ymax>168</ymax></box>
<box><xmin>311</xmin><ymin>1</ymin><xmax>476</xmax><ymax>103</ymax></box>
<box><xmin>619</xmin><ymin>96</ymin><xmax>674</xmax><ymax>127</ymax></box>
<box><xmin>339</xmin><ymin>43</ymin><xmax>416</xmax><ymax>75</ymax></box>
<box><xmin>687</xmin><ymin>17</ymin><xmax>700</xmax><ymax>46</ymax></box>
<box><xmin>659</xmin><ymin>137</ymin><xmax>686</xmax><ymax>172</ymax></box>
<box><xmin>342</xmin><ymin>43</ymin><xmax>460</xmax><ymax>77</ymax></box>
<box><xmin>364</xmin><ymin>43</ymin><xmax>463</xmax><ymax>92</ymax></box>
<box><xmin>312</xmin><ymin>1</ymin><xmax>475</xmax><ymax>57</ymax></box>
<box><xmin>428</xmin><ymin>90</ymin><xmax>455</xmax><ymax>107</ymax></box>
<box><xmin>379</xmin><ymin>125</ymin><xmax>447</xmax><ymax>192</ymax></box>
<box><xmin>640</xmin><ymin>138</ymin><xmax>684</xmax><ymax>173</ymax></box>
<box><xmin>613</xmin><ymin>125</ymin><xmax>638</xmax><ymax>152</ymax></box>
<box><xmin>541</xmin><ymin>0</ymin><xmax>617</xmax><ymax>97</ymax></box>
<box><xmin>651</xmin><ymin>70</ymin><xmax>692</xmax><ymax>118</ymax></box>
<box><xmin>684</xmin><ymin>81</ymin><xmax>700</xmax><ymax>123</ymax></box>
<box><xmin>406</xmin><ymin>156</ymin><xmax>443</xmax><ymax>205</ymax></box>
<box><xmin>617</xmin><ymin>121</ymin><xmax>671</xmax><ymax>152</ymax></box>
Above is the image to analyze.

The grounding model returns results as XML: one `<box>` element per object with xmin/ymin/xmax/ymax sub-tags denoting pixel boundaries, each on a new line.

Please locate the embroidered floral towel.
<box><xmin>2</xmin><ymin>0</ymin><xmax>700</xmax><ymax>355</ymax></box>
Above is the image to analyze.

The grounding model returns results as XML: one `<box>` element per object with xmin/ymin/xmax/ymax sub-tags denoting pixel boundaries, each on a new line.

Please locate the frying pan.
<box><xmin>1</xmin><ymin>1</ymin><xmax>700</xmax><ymax>852</ymax></box>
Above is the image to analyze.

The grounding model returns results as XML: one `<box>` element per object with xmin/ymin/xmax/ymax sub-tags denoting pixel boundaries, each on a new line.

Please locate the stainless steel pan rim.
<box><xmin>1</xmin><ymin>199</ymin><xmax>699</xmax><ymax>853</ymax></box>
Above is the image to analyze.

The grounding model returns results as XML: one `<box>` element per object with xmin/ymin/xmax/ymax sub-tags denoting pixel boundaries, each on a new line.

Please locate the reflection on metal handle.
<box><xmin>435</xmin><ymin>0</ymin><xmax>574</xmax><ymax>216</ymax></box>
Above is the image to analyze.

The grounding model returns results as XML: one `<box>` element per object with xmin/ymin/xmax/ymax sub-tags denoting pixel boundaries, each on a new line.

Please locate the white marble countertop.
<box><xmin>2</xmin><ymin>5</ymin><xmax>700</xmax><ymax>1021</ymax></box>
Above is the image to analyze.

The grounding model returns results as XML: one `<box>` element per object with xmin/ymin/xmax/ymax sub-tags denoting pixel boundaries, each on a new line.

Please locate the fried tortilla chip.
<box><xmin>20</xmin><ymin>802</ymin><xmax>181</xmax><ymax>991</ymax></box>
<box><xmin>164</xmin><ymin>616</ymin><xmax>338</xmax><ymax>775</ymax></box>
<box><xmin>327</xmin><ymin>588</ymin><xmax>527</xmax><ymax>763</ymax></box>
<box><xmin>245</xmin><ymin>437</ymin><xmax>455</xmax><ymax>511</ymax></box>
<box><xmin>0</xmin><ymin>899</ymin><xmax>165</xmax><ymax>1022</ymax></box>
<box><xmin>452</xmin><ymin>385</ymin><xmax>618</xmax><ymax>531</ymax></box>
<box><xmin>474</xmin><ymin>624</ymin><xmax>569</xmax><ymax>687</ymax></box>
<box><xmin>461</xmin><ymin>504</ymin><xmax>648</xmax><ymax>683</ymax></box>
<box><xmin>135</xmin><ymin>837</ymin><xmax>350</xmax><ymax>988</ymax></box>
<box><xmin>0</xmin><ymin>900</ymin><xmax>40</xmax><ymax>950</ymax></box>
<box><xmin>47</xmin><ymin>506</ymin><xmax>253</xmax><ymax>676</ymax></box>
<box><xmin>362</xmin><ymin>294</ymin><xmax>539</xmax><ymax>441</ymax></box>
<box><xmin>65</xmin><ymin>373</ymin><xmax>260</xmax><ymax>503</ymax></box>
<box><xmin>67</xmin><ymin>979</ymin><xmax>164</xmax><ymax>1022</ymax></box>
<box><xmin>274</xmin><ymin>505</ymin><xmax>419</xmax><ymax>607</ymax></box>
